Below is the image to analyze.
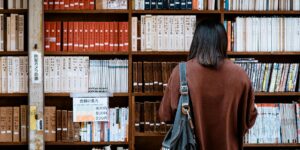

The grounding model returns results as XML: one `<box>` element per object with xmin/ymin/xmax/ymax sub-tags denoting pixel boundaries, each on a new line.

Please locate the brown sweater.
<box><xmin>159</xmin><ymin>59</ymin><xmax>257</xmax><ymax>150</ymax></box>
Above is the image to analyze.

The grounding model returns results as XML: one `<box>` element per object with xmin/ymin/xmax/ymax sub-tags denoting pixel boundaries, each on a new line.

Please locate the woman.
<box><xmin>159</xmin><ymin>19</ymin><xmax>257</xmax><ymax>150</ymax></box>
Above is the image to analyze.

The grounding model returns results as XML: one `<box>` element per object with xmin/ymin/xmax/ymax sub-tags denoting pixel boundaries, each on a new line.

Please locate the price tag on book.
<box><xmin>73</xmin><ymin>97</ymin><xmax>109</xmax><ymax>122</ymax></box>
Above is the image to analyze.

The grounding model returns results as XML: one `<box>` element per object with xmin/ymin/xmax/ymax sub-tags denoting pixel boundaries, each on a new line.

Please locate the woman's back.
<box><xmin>159</xmin><ymin>59</ymin><xmax>257</xmax><ymax>150</ymax></box>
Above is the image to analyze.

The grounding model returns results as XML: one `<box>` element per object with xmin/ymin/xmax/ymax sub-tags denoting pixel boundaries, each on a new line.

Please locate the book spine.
<box><xmin>63</xmin><ymin>22</ymin><xmax>68</xmax><ymax>51</ymax></box>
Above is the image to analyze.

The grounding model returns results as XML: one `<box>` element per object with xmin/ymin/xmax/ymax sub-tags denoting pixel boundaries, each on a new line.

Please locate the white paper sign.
<box><xmin>73</xmin><ymin>97</ymin><xmax>109</xmax><ymax>122</ymax></box>
<box><xmin>30</xmin><ymin>51</ymin><xmax>42</xmax><ymax>83</ymax></box>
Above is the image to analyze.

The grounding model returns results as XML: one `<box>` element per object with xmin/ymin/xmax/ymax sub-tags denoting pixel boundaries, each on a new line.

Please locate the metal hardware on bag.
<box><xmin>180</xmin><ymin>84</ymin><xmax>189</xmax><ymax>95</ymax></box>
<box><xmin>181</xmin><ymin>103</ymin><xmax>190</xmax><ymax>115</ymax></box>
<box><xmin>186</xmin><ymin>111</ymin><xmax>195</xmax><ymax>130</ymax></box>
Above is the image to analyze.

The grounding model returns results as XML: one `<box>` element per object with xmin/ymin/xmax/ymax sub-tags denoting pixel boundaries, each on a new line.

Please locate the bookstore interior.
<box><xmin>0</xmin><ymin>0</ymin><xmax>300</xmax><ymax>149</ymax></box>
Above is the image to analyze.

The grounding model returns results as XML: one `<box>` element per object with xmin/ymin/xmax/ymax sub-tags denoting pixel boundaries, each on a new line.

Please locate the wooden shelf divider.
<box><xmin>0</xmin><ymin>52</ymin><xmax>28</xmax><ymax>56</ymax></box>
<box><xmin>45</xmin><ymin>51</ymin><xmax>129</xmax><ymax>56</ymax></box>
<box><xmin>44</xmin><ymin>10</ymin><xmax>129</xmax><ymax>14</ymax></box>
<box><xmin>45</xmin><ymin>142</ymin><xmax>129</xmax><ymax>146</ymax></box>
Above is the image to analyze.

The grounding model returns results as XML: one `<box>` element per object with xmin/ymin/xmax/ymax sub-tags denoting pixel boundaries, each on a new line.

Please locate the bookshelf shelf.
<box><xmin>132</xmin><ymin>51</ymin><xmax>300</xmax><ymax>56</ymax></box>
<box><xmin>0</xmin><ymin>9</ymin><xmax>28</xmax><ymax>14</ymax></box>
<box><xmin>46</xmin><ymin>142</ymin><xmax>129</xmax><ymax>145</ymax></box>
<box><xmin>243</xmin><ymin>144</ymin><xmax>300</xmax><ymax>148</ymax></box>
<box><xmin>45</xmin><ymin>93</ymin><xmax>129</xmax><ymax>97</ymax></box>
<box><xmin>223</xmin><ymin>11</ymin><xmax>300</xmax><ymax>15</ymax></box>
<box><xmin>135</xmin><ymin>132</ymin><xmax>165</xmax><ymax>137</ymax></box>
<box><xmin>132</xmin><ymin>10</ymin><xmax>221</xmax><ymax>14</ymax></box>
<box><xmin>45</xmin><ymin>52</ymin><xmax>129</xmax><ymax>56</ymax></box>
<box><xmin>133</xmin><ymin>92</ymin><xmax>300</xmax><ymax>97</ymax></box>
<box><xmin>0</xmin><ymin>93</ymin><xmax>28</xmax><ymax>97</ymax></box>
<box><xmin>44</xmin><ymin>10</ymin><xmax>129</xmax><ymax>14</ymax></box>
<box><xmin>0</xmin><ymin>52</ymin><xmax>28</xmax><ymax>56</ymax></box>
<box><xmin>0</xmin><ymin>142</ymin><xmax>28</xmax><ymax>146</ymax></box>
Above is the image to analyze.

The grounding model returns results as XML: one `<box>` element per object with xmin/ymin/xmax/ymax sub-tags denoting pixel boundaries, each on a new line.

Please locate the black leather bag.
<box><xmin>161</xmin><ymin>62</ymin><xmax>198</xmax><ymax>150</ymax></box>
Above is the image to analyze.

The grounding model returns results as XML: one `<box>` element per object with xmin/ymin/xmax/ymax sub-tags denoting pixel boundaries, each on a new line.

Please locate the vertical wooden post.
<box><xmin>28</xmin><ymin>0</ymin><xmax>44</xmax><ymax>150</ymax></box>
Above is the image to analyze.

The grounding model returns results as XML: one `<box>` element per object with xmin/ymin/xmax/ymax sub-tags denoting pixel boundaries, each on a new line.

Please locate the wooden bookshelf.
<box><xmin>0</xmin><ymin>52</ymin><xmax>28</xmax><ymax>56</ymax></box>
<box><xmin>0</xmin><ymin>93</ymin><xmax>28</xmax><ymax>97</ymax></box>
<box><xmin>243</xmin><ymin>144</ymin><xmax>300</xmax><ymax>148</ymax></box>
<box><xmin>45</xmin><ymin>51</ymin><xmax>129</xmax><ymax>56</ymax></box>
<box><xmin>132</xmin><ymin>51</ymin><xmax>300</xmax><ymax>56</ymax></box>
<box><xmin>45</xmin><ymin>93</ymin><xmax>130</xmax><ymax>97</ymax></box>
<box><xmin>132</xmin><ymin>10</ymin><xmax>221</xmax><ymax>14</ymax></box>
<box><xmin>135</xmin><ymin>132</ymin><xmax>165</xmax><ymax>137</ymax></box>
<box><xmin>46</xmin><ymin>142</ymin><xmax>129</xmax><ymax>145</ymax></box>
<box><xmin>223</xmin><ymin>10</ymin><xmax>300</xmax><ymax>15</ymax></box>
<box><xmin>44</xmin><ymin>10</ymin><xmax>129</xmax><ymax>14</ymax></box>
<box><xmin>0</xmin><ymin>142</ymin><xmax>28</xmax><ymax>146</ymax></box>
<box><xmin>0</xmin><ymin>9</ymin><xmax>28</xmax><ymax>14</ymax></box>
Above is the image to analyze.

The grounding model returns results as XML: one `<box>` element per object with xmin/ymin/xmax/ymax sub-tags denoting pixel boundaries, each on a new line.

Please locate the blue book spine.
<box><xmin>145</xmin><ymin>0</ymin><xmax>151</xmax><ymax>10</ymax></box>
<box><xmin>186</xmin><ymin>0</ymin><xmax>192</xmax><ymax>9</ymax></box>
<box><xmin>174</xmin><ymin>0</ymin><xmax>180</xmax><ymax>9</ymax></box>
<box><xmin>169</xmin><ymin>0</ymin><xmax>175</xmax><ymax>9</ymax></box>
<box><xmin>151</xmin><ymin>0</ymin><xmax>157</xmax><ymax>9</ymax></box>
<box><xmin>157</xmin><ymin>0</ymin><xmax>163</xmax><ymax>9</ymax></box>
<box><xmin>180</xmin><ymin>0</ymin><xmax>186</xmax><ymax>9</ymax></box>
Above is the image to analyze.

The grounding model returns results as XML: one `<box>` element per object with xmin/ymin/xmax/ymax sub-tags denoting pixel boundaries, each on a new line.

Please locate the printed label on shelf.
<box><xmin>29</xmin><ymin>106</ymin><xmax>37</xmax><ymax>130</ymax></box>
<box><xmin>30</xmin><ymin>51</ymin><xmax>42</xmax><ymax>84</ymax></box>
<box><xmin>73</xmin><ymin>97</ymin><xmax>109</xmax><ymax>122</ymax></box>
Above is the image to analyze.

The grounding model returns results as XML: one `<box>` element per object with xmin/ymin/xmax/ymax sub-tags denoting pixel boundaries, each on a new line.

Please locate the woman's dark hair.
<box><xmin>188</xmin><ymin>19</ymin><xmax>228</xmax><ymax>68</ymax></box>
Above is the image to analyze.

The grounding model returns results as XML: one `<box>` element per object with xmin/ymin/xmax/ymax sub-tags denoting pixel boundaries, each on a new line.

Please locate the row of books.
<box><xmin>0</xmin><ymin>14</ymin><xmax>25</xmax><ymax>52</ymax></box>
<box><xmin>89</xmin><ymin>59</ymin><xmax>128</xmax><ymax>93</ymax></box>
<box><xmin>45</xmin><ymin>21</ymin><xmax>128</xmax><ymax>52</ymax></box>
<box><xmin>0</xmin><ymin>106</ymin><xmax>27</xmax><ymax>142</ymax></box>
<box><xmin>44</xmin><ymin>57</ymin><xmax>128</xmax><ymax>93</ymax></box>
<box><xmin>226</xmin><ymin>17</ymin><xmax>300</xmax><ymax>52</ymax></box>
<box><xmin>134</xmin><ymin>0</ymin><xmax>220</xmax><ymax>10</ymax></box>
<box><xmin>44</xmin><ymin>0</ymin><xmax>94</xmax><ymax>10</ymax></box>
<box><xmin>92</xmin><ymin>146</ymin><xmax>128</xmax><ymax>150</ymax></box>
<box><xmin>135</xmin><ymin>101</ymin><xmax>172</xmax><ymax>133</ymax></box>
<box><xmin>44</xmin><ymin>57</ymin><xmax>89</xmax><ymax>93</ymax></box>
<box><xmin>234</xmin><ymin>59</ymin><xmax>300</xmax><ymax>92</ymax></box>
<box><xmin>132</xmin><ymin>15</ymin><xmax>196</xmax><ymax>52</ymax></box>
<box><xmin>0</xmin><ymin>57</ymin><xmax>28</xmax><ymax>93</ymax></box>
<box><xmin>44</xmin><ymin>0</ymin><xmax>127</xmax><ymax>10</ymax></box>
<box><xmin>245</xmin><ymin>103</ymin><xmax>300</xmax><ymax>144</ymax></box>
<box><xmin>0</xmin><ymin>0</ymin><xmax>27</xmax><ymax>9</ymax></box>
<box><xmin>224</xmin><ymin>0</ymin><xmax>300</xmax><ymax>11</ymax></box>
<box><xmin>132</xmin><ymin>61</ymin><xmax>178</xmax><ymax>93</ymax></box>
<box><xmin>45</xmin><ymin>107</ymin><xmax>129</xmax><ymax>142</ymax></box>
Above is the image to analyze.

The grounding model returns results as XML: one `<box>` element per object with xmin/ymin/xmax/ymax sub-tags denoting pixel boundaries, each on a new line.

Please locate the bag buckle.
<box><xmin>180</xmin><ymin>84</ymin><xmax>188</xmax><ymax>95</ymax></box>
<box><xmin>181</xmin><ymin>103</ymin><xmax>190</xmax><ymax>115</ymax></box>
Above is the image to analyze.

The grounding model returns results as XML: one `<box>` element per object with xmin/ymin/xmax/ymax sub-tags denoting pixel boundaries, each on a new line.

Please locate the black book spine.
<box><xmin>151</xmin><ymin>0</ymin><xmax>157</xmax><ymax>9</ymax></box>
<box><xmin>145</xmin><ymin>0</ymin><xmax>151</xmax><ymax>10</ymax></box>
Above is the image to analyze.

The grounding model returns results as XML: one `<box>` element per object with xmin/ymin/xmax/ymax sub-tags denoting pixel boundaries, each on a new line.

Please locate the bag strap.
<box><xmin>179</xmin><ymin>62</ymin><xmax>194</xmax><ymax>130</ymax></box>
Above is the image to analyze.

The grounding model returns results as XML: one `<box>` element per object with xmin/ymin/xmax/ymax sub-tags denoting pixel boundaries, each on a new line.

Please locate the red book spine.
<box><xmin>89</xmin><ymin>0</ymin><xmax>94</xmax><ymax>10</ymax></box>
<box><xmin>56</xmin><ymin>22</ymin><xmax>61</xmax><ymax>51</ymax></box>
<box><xmin>68</xmin><ymin>22</ymin><xmax>74</xmax><ymax>52</ymax></box>
<box><xmin>79</xmin><ymin>0</ymin><xmax>84</xmax><ymax>9</ymax></box>
<box><xmin>84</xmin><ymin>0</ymin><xmax>89</xmax><ymax>10</ymax></box>
<box><xmin>109</xmin><ymin>22</ymin><xmax>114</xmax><ymax>52</ymax></box>
<box><xmin>83</xmin><ymin>22</ymin><xmax>89</xmax><ymax>51</ymax></box>
<box><xmin>74</xmin><ymin>0</ymin><xmax>80</xmax><ymax>9</ymax></box>
<box><xmin>45</xmin><ymin>22</ymin><xmax>50</xmax><ymax>52</ymax></box>
<box><xmin>94</xmin><ymin>23</ymin><xmax>100</xmax><ymax>51</ymax></box>
<box><xmin>104</xmin><ymin>22</ymin><xmax>110</xmax><ymax>51</ymax></box>
<box><xmin>123</xmin><ymin>22</ymin><xmax>128</xmax><ymax>52</ymax></box>
<box><xmin>44</xmin><ymin>0</ymin><xmax>49</xmax><ymax>10</ymax></box>
<box><xmin>63</xmin><ymin>22</ymin><xmax>68</xmax><ymax>51</ymax></box>
<box><xmin>60</xmin><ymin>0</ymin><xmax>65</xmax><ymax>9</ymax></box>
<box><xmin>54</xmin><ymin>0</ymin><xmax>60</xmax><ymax>9</ymax></box>
<box><xmin>69</xmin><ymin>0</ymin><xmax>75</xmax><ymax>9</ymax></box>
<box><xmin>49</xmin><ymin>0</ymin><xmax>54</xmax><ymax>10</ymax></box>
<box><xmin>73</xmin><ymin>22</ymin><xmax>79</xmax><ymax>52</ymax></box>
<box><xmin>50</xmin><ymin>22</ymin><xmax>57</xmax><ymax>51</ymax></box>
<box><xmin>113</xmin><ymin>22</ymin><xmax>119</xmax><ymax>52</ymax></box>
<box><xmin>89</xmin><ymin>22</ymin><xmax>95</xmax><ymax>52</ymax></box>
<box><xmin>118</xmin><ymin>22</ymin><xmax>124</xmax><ymax>52</ymax></box>
<box><xmin>99</xmin><ymin>23</ymin><xmax>105</xmax><ymax>52</ymax></box>
<box><xmin>64</xmin><ymin>0</ymin><xmax>70</xmax><ymax>9</ymax></box>
<box><xmin>78</xmin><ymin>22</ymin><xmax>84</xmax><ymax>51</ymax></box>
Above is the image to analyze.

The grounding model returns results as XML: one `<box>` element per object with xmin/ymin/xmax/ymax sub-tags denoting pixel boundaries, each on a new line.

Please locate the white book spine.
<box><xmin>10</xmin><ymin>14</ymin><xmax>16</xmax><ymax>51</ymax></box>
<box><xmin>140</xmin><ymin>16</ymin><xmax>145</xmax><ymax>51</ymax></box>
<box><xmin>7</xmin><ymin>17</ymin><xmax>11</xmax><ymax>51</ymax></box>
<box><xmin>157</xmin><ymin>16</ymin><xmax>163</xmax><ymax>51</ymax></box>
<box><xmin>145</xmin><ymin>15</ymin><xmax>152</xmax><ymax>51</ymax></box>
<box><xmin>18</xmin><ymin>15</ymin><xmax>24</xmax><ymax>51</ymax></box>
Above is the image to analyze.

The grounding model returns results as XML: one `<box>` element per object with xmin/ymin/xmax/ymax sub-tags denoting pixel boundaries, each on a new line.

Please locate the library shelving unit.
<box><xmin>1</xmin><ymin>0</ymin><xmax>300</xmax><ymax>150</ymax></box>
<box><xmin>43</xmin><ymin>0</ymin><xmax>300</xmax><ymax>150</ymax></box>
